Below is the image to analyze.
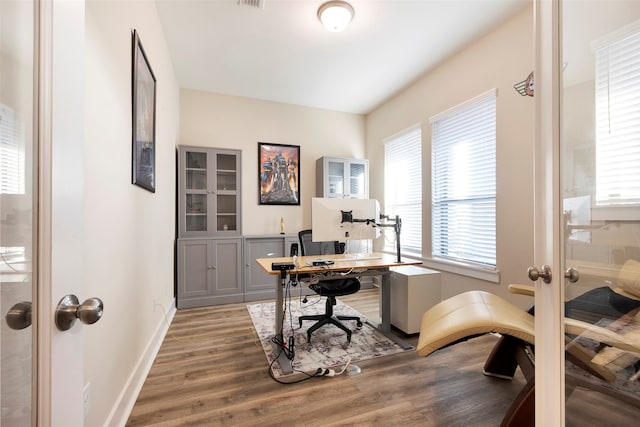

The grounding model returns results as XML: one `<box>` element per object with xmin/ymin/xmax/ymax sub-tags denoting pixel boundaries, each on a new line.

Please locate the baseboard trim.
<box><xmin>105</xmin><ymin>298</ymin><xmax>176</xmax><ymax>427</ymax></box>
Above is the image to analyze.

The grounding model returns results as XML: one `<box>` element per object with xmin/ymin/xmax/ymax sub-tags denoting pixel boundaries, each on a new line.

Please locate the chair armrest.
<box><xmin>508</xmin><ymin>284</ymin><xmax>535</xmax><ymax>297</ymax></box>
<box><xmin>565</xmin><ymin>317</ymin><xmax>640</xmax><ymax>354</ymax></box>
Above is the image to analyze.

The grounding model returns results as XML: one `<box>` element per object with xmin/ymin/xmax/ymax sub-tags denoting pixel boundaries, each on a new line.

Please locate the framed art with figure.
<box><xmin>258</xmin><ymin>142</ymin><xmax>300</xmax><ymax>205</ymax></box>
<box><xmin>132</xmin><ymin>29</ymin><xmax>156</xmax><ymax>193</ymax></box>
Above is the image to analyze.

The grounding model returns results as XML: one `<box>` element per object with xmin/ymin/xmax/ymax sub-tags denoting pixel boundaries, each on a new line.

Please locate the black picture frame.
<box><xmin>132</xmin><ymin>29</ymin><xmax>156</xmax><ymax>193</ymax></box>
<box><xmin>258</xmin><ymin>142</ymin><xmax>300</xmax><ymax>205</ymax></box>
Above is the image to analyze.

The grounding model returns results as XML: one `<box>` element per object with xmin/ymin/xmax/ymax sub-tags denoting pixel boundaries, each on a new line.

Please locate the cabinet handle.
<box><xmin>207</xmin><ymin>265</ymin><xmax>216</xmax><ymax>270</ymax></box>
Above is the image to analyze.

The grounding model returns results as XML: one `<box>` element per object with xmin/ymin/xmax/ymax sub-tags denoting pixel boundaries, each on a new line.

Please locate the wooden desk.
<box><xmin>256</xmin><ymin>253</ymin><xmax>421</xmax><ymax>374</ymax></box>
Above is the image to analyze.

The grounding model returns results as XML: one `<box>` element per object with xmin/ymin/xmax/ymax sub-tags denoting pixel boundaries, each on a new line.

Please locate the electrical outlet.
<box><xmin>83</xmin><ymin>382</ymin><xmax>90</xmax><ymax>419</ymax></box>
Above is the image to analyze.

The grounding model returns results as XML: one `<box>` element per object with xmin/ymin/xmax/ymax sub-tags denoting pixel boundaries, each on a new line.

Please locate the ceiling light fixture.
<box><xmin>317</xmin><ymin>1</ymin><xmax>354</xmax><ymax>32</ymax></box>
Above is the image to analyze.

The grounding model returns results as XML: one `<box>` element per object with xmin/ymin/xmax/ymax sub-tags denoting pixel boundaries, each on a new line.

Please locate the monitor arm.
<box><xmin>340</xmin><ymin>210</ymin><xmax>402</xmax><ymax>263</ymax></box>
<box><xmin>378</xmin><ymin>214</ymin><xmax>402</xmax><ymax>263</ymax></box>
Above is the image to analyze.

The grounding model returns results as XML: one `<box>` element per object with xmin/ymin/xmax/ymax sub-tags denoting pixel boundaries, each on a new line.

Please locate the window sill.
<box><xmin>386</xmin><ymin>250</ymin><xmax>500</xmax><ymax>283</ymax></box>
<box><xmin>592</xmin><ymin>205</ymin><xmax>640</xmax><ymax>221</ymax></box>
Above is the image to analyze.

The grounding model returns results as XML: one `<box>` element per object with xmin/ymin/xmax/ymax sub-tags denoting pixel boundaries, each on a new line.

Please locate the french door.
<box><xmin>1</xmin><ymin>0</ymin><xmax>86</xmax><ymax>425</ymax></box>
<box><xmin>535</xmin><ymin>0</ymin><xmax>640</xmax><ymax>425</ymax></box>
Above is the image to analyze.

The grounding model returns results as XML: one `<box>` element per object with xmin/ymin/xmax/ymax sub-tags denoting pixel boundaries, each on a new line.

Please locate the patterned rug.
<box><xmin>247</xmin><ymin>298</ymin><xmax>409</xmax><ymax>378</ymax></box>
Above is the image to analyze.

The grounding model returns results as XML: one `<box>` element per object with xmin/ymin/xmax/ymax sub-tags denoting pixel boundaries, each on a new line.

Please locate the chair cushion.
<box><xmin>310</xmin><ymin>278</ymin><xmax>361</xmax><ymax>297</ymax></box>
<box><xmin>566</xmin><ymin>286</ymin><xmax>640</xmax><ymax>323</ymax></box>
<box><xmin>417</xmin><ymin>291</ymin><xmax>535</xmax><ymax>357</ymax></box>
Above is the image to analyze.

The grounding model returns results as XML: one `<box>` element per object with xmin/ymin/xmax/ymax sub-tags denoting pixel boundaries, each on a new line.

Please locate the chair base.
<box><xmin>299</xmin><ymin>297</ymin><xmax>362</xmax><ymax>343</ymax></box>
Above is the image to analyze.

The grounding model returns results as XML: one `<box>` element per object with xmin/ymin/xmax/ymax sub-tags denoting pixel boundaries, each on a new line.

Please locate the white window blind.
<box><xmin>431</xmin><ymin>89</ymin><xmax>496</xmax><ymax>266</ymax></box>
<box><xmin>384</xmin><ymin>125</ymin><xmax>422</xmax><ymax>255</ymax></box>
<box><xmin>0</xmin><ymin>104</ymin><xmax>25</xmax><ymax>195</ymax></box>
<box><xmin>594</xmin><ymin>26</ymin><xmax>640</xmax><ymax>206</ymax></box>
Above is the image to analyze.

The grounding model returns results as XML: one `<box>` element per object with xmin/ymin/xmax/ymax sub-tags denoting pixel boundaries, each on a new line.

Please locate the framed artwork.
<box><xmin>258</xmin><ymin>142</ymin><xmax>300</xmax><ymax>205</ymax></box>
<box><xmin>132</xmin><ymin>29</ymin><xmax>157</xmax><ymax>193</ymax></box>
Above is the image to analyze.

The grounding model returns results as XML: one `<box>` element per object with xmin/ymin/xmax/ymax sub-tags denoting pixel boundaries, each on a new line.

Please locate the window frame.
<box><xmin>429</xmin><ymin>88</ymin><xmax>498</xmax><ymax>276</ymax></box>
<box><xmin>592</xmin><ymin>21</ymin><xmax>640</xmax><ymax>217</ymax></box>
<box><xmin>383</xmin><ymin>124</ymin><xmax>423</xmax><ymax>257</ymax></box>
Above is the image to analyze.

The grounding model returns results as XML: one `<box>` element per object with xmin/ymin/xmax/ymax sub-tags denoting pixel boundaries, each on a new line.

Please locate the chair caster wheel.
<box><xmin>356</xmin><ymin>320</ymin><xmax>363</xmax><ymax>328</ymax></box>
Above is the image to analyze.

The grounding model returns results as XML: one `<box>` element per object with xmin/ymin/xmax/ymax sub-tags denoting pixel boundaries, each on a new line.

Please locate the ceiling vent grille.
<box><xmin>238</xmin><ymin>0</ymin><xmax>265</xmax><ymax>9</ymax></box>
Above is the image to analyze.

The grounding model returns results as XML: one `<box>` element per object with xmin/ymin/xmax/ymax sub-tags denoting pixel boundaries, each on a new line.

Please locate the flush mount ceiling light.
<box><xmin>317</xmin><ymin>1</ymin><xmax>354</xmax><ymax>32</ymax></box>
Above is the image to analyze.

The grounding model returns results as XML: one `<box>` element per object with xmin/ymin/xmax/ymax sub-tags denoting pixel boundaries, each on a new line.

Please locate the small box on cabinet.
<box><xmin>390</xmin><ymin>265</ymin><xmax>441</xmax><ymax>334</ymax></box>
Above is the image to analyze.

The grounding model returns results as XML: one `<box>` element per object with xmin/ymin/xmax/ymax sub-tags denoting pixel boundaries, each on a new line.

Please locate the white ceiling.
<box><xmin>155</xmin><ymin>0</ymin><xmax>530</xmax><ymax>114</ymax></box>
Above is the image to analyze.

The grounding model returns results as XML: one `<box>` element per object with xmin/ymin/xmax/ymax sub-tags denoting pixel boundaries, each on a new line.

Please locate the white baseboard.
<box><xmin>104</xmin><ymin>299</ymin><xmax>176</xmax><ymax>427</ymax></box>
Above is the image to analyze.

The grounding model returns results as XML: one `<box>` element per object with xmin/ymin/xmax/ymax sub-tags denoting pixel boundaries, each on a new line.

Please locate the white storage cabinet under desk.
<box><xmin>389</xmin><ymin>265</ymin><xmax>441</xmax><ymax>334</ymax></box>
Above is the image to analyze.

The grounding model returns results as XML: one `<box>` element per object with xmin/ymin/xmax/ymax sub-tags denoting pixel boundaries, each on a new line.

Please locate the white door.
<box><xmin>2</xmin><ymin>1</ymin><xmax>89</xmax><ymax>425</ymax></box>
<box><xmin>535</xmin><ymin>1</ymin><xmax>640</xmax><ymax>425</ymax></box>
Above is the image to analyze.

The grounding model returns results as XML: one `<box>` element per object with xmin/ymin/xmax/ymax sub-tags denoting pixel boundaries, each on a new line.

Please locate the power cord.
<box><xmin>267</xmin><ymin>275</ymin><xmax>354</xmax><ymax>384</ymax></box>
<box><xmin>318</xmin><ymin>356</ymin><xmax>353</xmax><ymax>377</ymax></box>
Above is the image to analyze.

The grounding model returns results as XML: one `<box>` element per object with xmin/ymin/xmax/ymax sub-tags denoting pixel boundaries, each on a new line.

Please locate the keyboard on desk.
<box><xmin>334</xmin><ymin>254</ymin><xmax>382</xmax><ymax>262</ymax></box>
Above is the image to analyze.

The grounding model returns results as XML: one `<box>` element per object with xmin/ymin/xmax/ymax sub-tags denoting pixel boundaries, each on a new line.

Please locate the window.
<box><xmin>384</xmin><ymin>125</ymin><xmax>422</xmax><ymax>256</ymax></box>
<box><xmin>0</xmin><ymin>103</ymin><xmax>25</xmax><ymax>195</ymax></box>
<box><xmin>594</xmin><ymin>25</ymin><xmax>640</xmax><ymax>207</ymax></box>
<box><xmin>431</xmin><ymin>89</ymin><xmax>496</xmax><ymax>267</ymax></box>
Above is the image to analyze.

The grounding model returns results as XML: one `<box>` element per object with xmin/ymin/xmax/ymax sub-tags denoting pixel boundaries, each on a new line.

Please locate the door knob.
<box><xmin>564</xmin><ymin>267</ymin><xmax>579</xmax><ymax>283</ymax></box>
<box><xmin>527</xmin><ymin>265</ymin><xmax>552</xmax><ymax>284</ymax></box>
<box><xmin>55</xmin><ymin>294</ymin><xmax>104</xmax><ymax>331</ymax></box>
<box><xmin>5</xmin><ymin>301</ymin><xmax>32</xmax><ymax>330</ymax></box>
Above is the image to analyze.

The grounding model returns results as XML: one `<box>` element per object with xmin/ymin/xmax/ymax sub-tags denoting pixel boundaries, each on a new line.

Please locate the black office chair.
<box><xmin>297</xmin><ymin>229</ymin><xmax>362</xmax><ymax>343</ymax></box>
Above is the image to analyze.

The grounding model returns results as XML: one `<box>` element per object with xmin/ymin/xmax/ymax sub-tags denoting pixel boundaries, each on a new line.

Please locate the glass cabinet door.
<box><xmin>319</xmin><ymin>157</ymin><xmax>369</xmax><ymax>199</ymax></box>
<box><xmin>215</xmin><ymin>153</ymin><xmax>237</xmax><ymax>232</ymax></box>
<box><xmin>349</xmin><ymin>161</ymin><xmax>367</xmax><ymax>198</ymax></box>
<box><xmin>327</xmin><ymin>160</ymin><xmax>345</xmax><ymax>197</ymax></box>
<box><xmin>185</xmin><ymin>150</ymin><xmax>208</xmax><ymax>233</ymax></box>
<box><xmin>179</xmin><ymin>147</ymin><xmax>241</xmax><ymax>237</ymax></box>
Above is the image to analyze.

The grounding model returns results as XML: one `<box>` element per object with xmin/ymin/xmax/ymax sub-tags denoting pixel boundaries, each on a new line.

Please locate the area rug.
<box><xmin>247</xmin><ymin>298</ymin><xmax>410</xmax><ymax>378</ymax></box>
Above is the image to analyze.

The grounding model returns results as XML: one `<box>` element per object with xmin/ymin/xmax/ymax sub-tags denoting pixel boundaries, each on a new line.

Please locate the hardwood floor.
<box><xmin>127</xmin><ymin>288</ymin><xmax>640</xmax><ymax>426</ymax></box>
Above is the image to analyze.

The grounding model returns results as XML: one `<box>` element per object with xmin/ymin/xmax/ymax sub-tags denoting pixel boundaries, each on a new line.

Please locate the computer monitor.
<box><xmin>563</xmin><ymin>195</ymin><xmax>592</xmax><ymax>243</ymax></box>
<box><xmin>311</xmin><ymin>197</ymin><xmax>381</xmax><ymax>242</ymax></box>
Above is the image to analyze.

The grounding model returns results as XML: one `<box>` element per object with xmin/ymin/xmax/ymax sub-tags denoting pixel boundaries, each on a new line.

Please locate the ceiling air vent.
<box><xmin>238</xmin><ymin>0</ymin><xmax>265</xmax><ymax>9</ymax></box>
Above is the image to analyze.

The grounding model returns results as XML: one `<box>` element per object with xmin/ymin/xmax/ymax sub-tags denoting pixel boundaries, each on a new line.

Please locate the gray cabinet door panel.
<box><xmin>177</xmin><ymin>238</ymin><xmax>243</xmax><ymax>308</ymax></box>
<box><xmin>212</xmin><ymin>239</ymin><xmax>242</xmax><ymax>295</ymax></box>
<box><xmin>244</xmin><ymin>238</ymin><xmax>283</xmax><ymax>299</ymax></box>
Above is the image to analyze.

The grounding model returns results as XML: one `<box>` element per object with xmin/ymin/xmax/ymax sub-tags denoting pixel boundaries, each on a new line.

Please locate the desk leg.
<box><xmin>271</xmin><ymin>275</ymin><xmax>294</xmax><ymax>375</ymax></box>
<box><xmin>366</xmin><ymin>270</ymin><xmax>413</xmax><ymax>350</ymax></box>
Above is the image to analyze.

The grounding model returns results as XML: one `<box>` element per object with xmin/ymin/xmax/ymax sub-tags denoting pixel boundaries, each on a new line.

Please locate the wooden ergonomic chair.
<box><xmin>416</xmin><ymin>259</ymin><xmax>640</xmax><ymax>427</ymax></box>
<box><xmin>297</xmin><ymin>229</ymin><xmax>363</xmax><ymax>343</ymax></box>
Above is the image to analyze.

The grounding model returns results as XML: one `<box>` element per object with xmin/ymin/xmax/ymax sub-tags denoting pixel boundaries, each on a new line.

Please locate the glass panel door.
<box><xmin>185</xmin><ymin>150</ymin><xmax>208</xmax><ymax>232</ymax></box>
<box><xmin>1</xmin><ymin>0</ymin><xmax>35</xmax><ymax>424</ymax></box>
<box><xmin>327</xmin><ymin>160</ymin><xmax>344</xmax><ymax>197</ymax></box>
<box><xmin>562</xmin><ymin>1</ymin><xmax>640</xmax><ymax>423</ymax></box>
<box><xmin>349</xmin><ymin>162</ymin><xmax>366</xmax><ymax>198</ymax></box>
<box><xmin>216</xmin><ymin>153</ymin><xmax>237</xmax><ymax>232</ymax></box>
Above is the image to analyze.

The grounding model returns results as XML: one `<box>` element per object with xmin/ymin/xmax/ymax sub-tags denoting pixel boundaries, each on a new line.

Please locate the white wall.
<box><xmin>179</xmin><ymin>89</ymin><xmax>366</xmax><ymax>234</ymax></box>
<box><xmin>366</xmin><ymin>6</ymin><xmax>535</xmax><ymax>306</ymax></box>
<box><xmin>83</xmin><ymin>1</ymin><xmax>179</xmax><ymax>425</ymax></box>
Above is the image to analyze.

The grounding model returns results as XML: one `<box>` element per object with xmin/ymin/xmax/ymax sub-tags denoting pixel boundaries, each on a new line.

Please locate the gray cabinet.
<box><xmin>316</xmin><ymin>156</ymin><xmax>369</xmax><ymax>199</ymax></box>
<box><xmin>176</xmin><ymin>238</ymin><xmax>243</xmax><ymax>308</ymax></box>
<box><xmin>177</xmin><ymin>145</ymin><xmax>243</xmax><ymax>308</ymax></box>
<box><xmin>178</xmin><ymin>146</ymin><xmax>241</xmax><ymax>237</ymax></box>
<box><xmin>243</xmin><ymin>235</ymin><xmax>301</xmax><ymax>301</ymax></box>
